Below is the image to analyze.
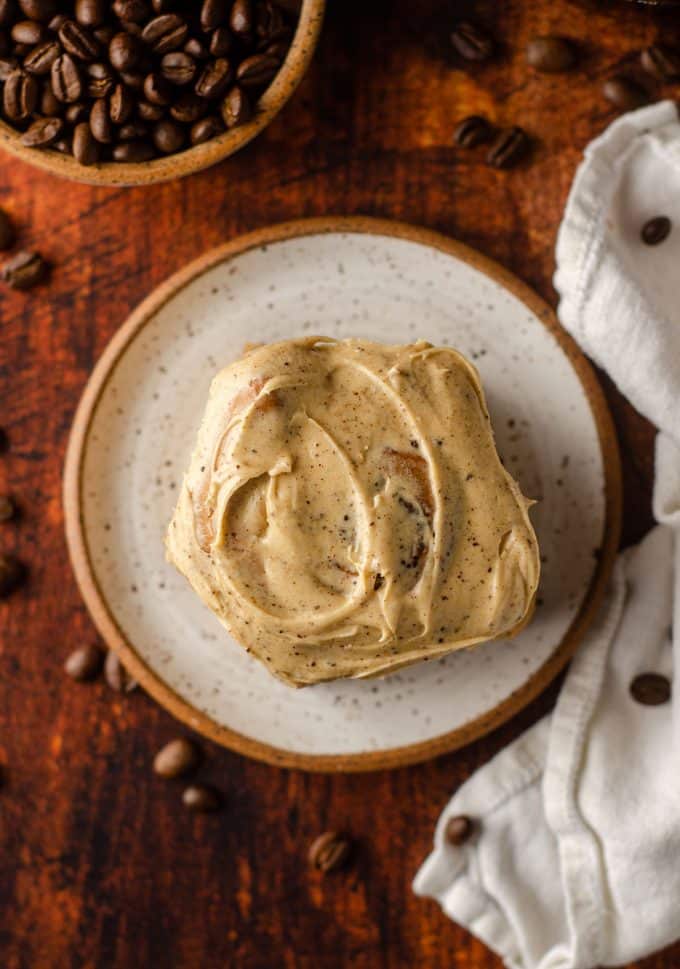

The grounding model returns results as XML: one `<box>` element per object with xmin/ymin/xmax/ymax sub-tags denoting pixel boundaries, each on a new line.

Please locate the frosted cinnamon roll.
<box><xmin>166</xmin><ymin>337</ymin><xmax>540</xmax><ymax>687</ymax></box>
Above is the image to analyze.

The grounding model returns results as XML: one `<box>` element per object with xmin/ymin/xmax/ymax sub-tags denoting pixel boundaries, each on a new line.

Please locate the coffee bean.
<box><xmin>118</xmin><ymin>120</ymin><xmax>146</xmax><ymax>139</ymax></box>
<box><xmin>486</xmin><ymin>126</ymin><xmax>530</xmax><ymax>168</ymax></box>
<box><xmin>161</xmin><ymin>50</ymin><xmax>195</xmax><ymax>85</ymax></box>
<box><xmin>72</xmin><ymin>119</ymin><xmax>98</xmax><ymax>163</ymax></box>
<box><xmin>23</xmin><ymin>39</ymin><xmax>59</xmax><ymax>74</ymax></box>
<box><xmin>109</xmin><ymin>81</ymin><xmax>134</xmax><ymax>122</ymax></box>
<box><xmin>86</xmin><ymin>61</ymin><xmax>114</xmax><ymax>98</ymax></box>
<box><xmin>454</xmin><ymin>114</ymin><xmax>493</xmax><ymax>148</ymax></box>
<box><xmin>89</xmin><ymin>95</ymin><xmax>112</xmax><ymax>141</ymax></box>
<box><xmin>113</xmin><ymin>0</ymin><xmax>149</xmax><ymax>23</ymax></box>
<box><xmin>263</xmin><ymin>37</ymin><xmax>289</xmax><ymax>61</ymax></box>
<box><xmin>209</xmin><ymin>27</ymin><xmax>232</xmax><ymax>58</ymax></box>
<box><xmin>236</xmin><ymin>52</ymin><xmax>278</xmax><ymax>88</ymax></box>
<box><xmin>104</xmin><ymin>650</ymin><xmax>138</xmax><ymax>692</ymax></box>
<box><xmin>3</xmin><ymin>68</ymin><xmax>37</xmax><ymax>118</ymax></box>
<box><xmin>221</xmin><ymin>84</ymin><xmax>251</xmax><ymax>127</ymax></box>
<box><xmin>11</xmin><ymin>19</ymin><xmax>44</xmax><ymax>45</ymax></box>
<box><xmin>630</xmin><ymin>672</ymin><xmax>671</xmax><ymax>705</ymax></box>
<box><xmin>153</xmin><ymin>737</ymin><xmax>200</xmax><ymax>777</ymax></box>
<box><xmin>641</xmin><ymin>215</ymin><xmax>671</xmax><ymax>245</ymax></box>
<box><xmin>51</xmin><ymin>133</ymin><xmax>70</xmax><ymax>153</ymax></box>
<box><xmin>137</xmin><ymin>97</ymin><xmax>163</xmax><ymax>120</ymax></box>
<box><xmin>184</xmin><ymin>37</ymin><xmax>208</xmax><ymax>60</ymax></box>
<box><xmin>64</xmin><ymin>643</ymin><xmax>105</xmax><ymax>681</ymax></box>
<box><xmin>75</xmin><ymin>0</ymin><xmax>106</xmax><ymax>28</ymax></box>
<box><xmin>0</xmin><ymin>56</ymin><xmax>18</xmax><ymax>80</ymax></box>
<box><xmin>59</xmin><ymin>19</ymin><xmax>100</xmax><ymax>62</ymax></box>
<box><xmin>109</xmin><ymin>30</ymin><xmax>142</xmax><ymax>71</ymax></box>
<box><xmin>13</xmin><ymin>41</ymin><xmax>32</xmax><ymax>56</ymax></box>
<box><xmin>602</xmin><ymin>76</ymin><xmax>649</xmax><ymax>111</ymax></box>
<box><xmin>20</xmin><ymin>114</ymin><xmax>62</xmax><ymax>146</ymax></box>
<box><xmin>64</xmin><ymin>101</ymin><xmax>86</xmax><ymax>123</ymax></box>
<box><xmin>640</xmin><ymin>44</ymin><xmax>680</xmax><ymax>82</ymax></box>
<box><xmin>182</xmin><ymin>784</ymin><xmax>221</xmax><ymax>812</ymax></box>
<box><xmin>141</xmin><ymin>14</ymin><xmax>188</xmax><ymax>55</ymax></box>
<box><xmin>170</xmin><ymin>91</ymin><xmax>206</xmax><ymax>122</ymax></box>
<box><xmin>526</xmin><ymin>35</ymin><xmax>576</xmax><ymax>73</ymax></box>
<box><xmin>445</xmin><ymin>815</ymin><xmax>474</xmax><ymax>845</ymax></box>
<box><xmin>18</xmin><ymin>0</ymin><xmax>56</xmax><ymax>22</ymax></box>
<box><xmin>152</xmin><ymin>117</ymin><xmax>183</xmax><ymax>152</ymax></box>
<box><xmin>51</xmin><ymin>53</ymin><xmax>81</xmax><ymax>102</ymax></box>
<box><xmin>118</xmin><ymin>67</ymin><xmax>144</xmax><ymax>90</ymax></box>
<box><xmin>93</xmin><ymin>24</ymin><xmax>113</xmax><ymax>45</ymax></box>
<box><xmin>0</xmin><ymin>494</ymin><xmax>17</xmax><ymax>521</ymax></box>
<box><xmin>0</xmin><ymin>554</ymin><xmax>25</xmax><ymax>597</ymax></box>
<box><xmin>190</xmin><ymin>113</ymin><xmax>223</xmax><ymax>144</ymax></box>
<box><xmin>256</xmin><ymin>1</ymin><xmax>287</xmax><ymax>45</ymax></box>
<box><xmin>0</xmin><ymin>207</ymin><xmax>15</xmax><ymax>249</ymax></box>
<box><xmin>142</xmin><ymin>71</ymin><xmax>170</xmax><ymax>104</ymax></box>
<box><xmin>112</xmin><ymin>138</ymin><xmax>154</xmax><ymax>160</ymax></box>
<box><xmin>308</xmin><ymin>832</ymin><xmax>351</xmax><ymax>872</ymax></box>
<box><xmin>47</xmin><ymin>12</ymin><xmax>66</xmax><ymax>32</ymax></box>
<box><xmin>450</xmin><ymin>21</ymin><xmax>494</xmax><ymax>62</ymax></box>
<box><xmin>1</xmin><ymin>249</ymin><xmax>45</xmax><ymax>288</ymax></box>
<box><xmin>230</xmin><ymin>0</ymin><xmax>254</xmax><ymax>41</ymax></box>
<box><xmin>194</xmin><ymin>57</ymin><xmax>231</xmax><ymax>98</ymax></box>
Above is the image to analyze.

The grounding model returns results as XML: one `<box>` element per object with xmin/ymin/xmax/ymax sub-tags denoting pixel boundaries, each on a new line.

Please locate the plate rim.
<box><xmin>63</xmin><ymin>216</ymin><xmax>622</xmax><ymax>773</ymax></box>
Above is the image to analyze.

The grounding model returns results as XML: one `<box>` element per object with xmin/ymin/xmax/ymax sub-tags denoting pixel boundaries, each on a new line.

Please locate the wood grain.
<box><xmin>0</xmin><ymin>0</ymin><xmax>672</xmax><ymax>966</ymax></box>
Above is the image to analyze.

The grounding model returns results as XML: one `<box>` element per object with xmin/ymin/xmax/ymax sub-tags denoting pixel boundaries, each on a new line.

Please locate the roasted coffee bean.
<box><xmin>18</xmin><ymin>0</ymin><xmax>56</xmax><ymax>22</ymax></box>
<box><xmin>161</xmin><ymin>50</ymin><xmax>196</xmax><ymax>85</ymax></box>
<box><xmin>59</xmin><ymin>19</ymin><xmax>99</xmax><ymax>61</ymax></box>
<box><xmin>630</xmin><ymin>672</ymin><xmax>671</xmax><ymax>705</ymax></box>
<box><xmin>143</xmin><ymin>70</ymin><xmax>171</xmax><ymax>104</ymax></box>
<box><xmin>141</xmin><ymin>14</ymin><xmax>187</xmax><ymax>54</ymax></box>
<box><xmin>93</xmin><ymin>24</ymin><xmax>113</xmax><ymax>45</ymax></box>
<box><xmin>107</xmin><ymin>82</ymin><xmax>133</xmax><ymax>123</ymax></box>
<box><xmin>526</xmin><ymin>35</ymin><xmax>576</xmax><ymax>73</ymax></box>
<box><xmin>51</xmin><ymin>134</ymin><xmax>70</xmax><ymax>152</ymax></box>
<box><xmin>20</xmin><ymin>114</ymin><xmax>62</xmax><ymax>146</ymax></box>
<box><xmin>104</xmin><ymin>650</ymin><xmax>138</xmax><ymax>692</ymax></box>
<box><xmin>23</xmin><ymin>39</ymin><xmax>59</xmax><ymax>75</ymax></box>
<box><xmin>3</xmin><ymin>69</ymin><xmax>37</xmax><ymax>119</ymax></box>
<box><xmin>184</xmin><ymin>37</ymin><xmax>208</xmax><ymax>60</ymax></box>
<box><xmin>113</xmin><ymin>0</ymin><xmax>149</xmax><ymax>22</ymax></box>
<box><xmin>47</xmin><ymin>12</ymin><xmax>66</xmax><ymax>32</ymax></box>
<box><xmin>169</xmin><ymin>91</ymin><xmax>206</xmax><ymax>122</ymax></box>
<box><xmin>86</xmin><ymin>61</ymin><xmax>114</xmax><ymax>97</ymax></box>
<box><xmin>75</xmin><ymin>0</ymin><xmax>106</xmax><ymax>28</ymax></box>
<box><xmin>0</xmin><ymin>554</ymin><xmax>26</xmax><ymax>597</ymax></box>
<box><xmin>1</xmin><ymin>249</ymin><xmax>45</xmax><ymax>288</ymax></box>
<box><xmin>308</xmin><ymin>832</ymin><xmax>351</xmax><ymax>872</ymax></box>
<box><xmin>42</xmin><ymin>81</ymin><xmax>66</xmax><ymax>116</ymax></box>
<box><xmin>64</xmin><ymin>101</ymin><xmax>86</xmax><ymax>122</ymax></box>
<box><xmin>118</xmin><ymin>119</ymin><xmax>146</xmax><ymax>138</ymax></box>
<box><xmin>13</xmin><ymin>41</ymin><xmax>32</xmax><ymax>56</ymax></box>
<box><xmin>230</xmin><ymin>0</ymin><xmax>253</xmax><ymax>40</ymax></box>
<box><xmin>190</xmin><ymin>113</ymin><xmax>223</xmax><ymax>144</ymax></box>
<box><xmin>264</xmin><ymin>37</ymin><xmax>289</xmax><ymax>61</ymax></box>
<box><xmin>153</xmin><ymin>737</ymin><xmax>200</xmax><ymax>777</ymax></box>
<box><xmin>118</xmin><ymin>68</ymin><xmax>143</xmax><ymax>89</ymax></box>
<box><xmin>209</xmin><ymin>27</ymin><xmax>231</xmax><ymax>57</ymax></box>
<box><xmin>454</xmin><ymin>114</ymin><xmax>493</xmax><ymax>148</ymax></box>
<box><xmin>641</xmin><ymin>215</ymin><xmax>671</xmax><ymax>245</ymax></box>
<box><xmin>112</xmin><ymin>138</ymin><xmax>154</xmax><ymax>160</ymax></box>
<box><xmin>445</xmin><ymin>815</ymin><xmax>475</xmax><ymax>845</ymax></box>
<box><xmin>71</xmin><ymin>119</ymin><xmax>97</xmax><ymax>162</ymax></box>
<box><xmin>201</xmin><ymin>0</ymin><xmax>228</xmax><ymax>31</ymax></box>
<box><xmin>0</xmin><ymin>1</ymin><xmax>15</xmax><ymax>27</ymax></box>
<box><xmin>236</xmin><ymin>52</ymin><xmax>278</xmax><ymax>88</ymax></box>
<box><xmin>109</xmin><ymin>30</ymin><xmax>142</xmax><ymax>71</ymax></box>
<box><xmin>640</xmin><ymin>44</ymin><xmax>680</xmax><ymax>82</ymax></box>
<box><xmin>221</xmin><ymin>84</ymin><xmax>251</xmax><ymax>127</ymax></box>
<box><xmin>182</xmin><ymin>784</ymin><xmax>221</xmax><ymax>812</ymax></box>
<box><xmin>486</xmin><ymin>126</ymin><xmax>530</xmax><ymax>168</ymax></box>
<box><xmin>0</xmin><ymin>56</ymin><xmax>17</xmax><ymax>80</ymax></box>
<box><xmin>256</xmin><ymin>0</ymin><xmax>286</xmax><ymax>44</ymax></box>
<box><xmin>195</xmin><ymin>57</ymin><xmax>231</xmax><ymax>98</ymax></box>
<box><xmin>137</xmin><ymin>97</ymin><xmax>163</xmax><ymax>120</ymax></box>
<box><xmin>89</xmin><ymin>95</ymin><xmax>112</xmax><ymax>141</ymax></box>
<box><xmin>450</xmin><ymin>20</ymin><xmax>494</xmax><ymax>62</ymax></box>
<box><xmin>0</xmin><ymin>207</ymin><xmax>15</xmax><ymax>249</ymax></box>
<box><xmin>64</xmin><ymin>643</ymin><xmax>104</xmax><ymax>681</ymax></box>
<box><xmin>0</xmin><ymin>494</ymin><xmax>17</xmax><ymax>521</ymax></box>
<box><xmin>51</xmin><ymin>53</ymin><xmax>81</xmax><ymax>102</ymax></box>
<box><xmin>11</xmin><ymin>20</ymin><xmax>45</xmax><ymax>45</ymax></box>
<box><xmin>602</xmin><ymin>76</ymin><xmax>649</xmax><ymax>111</ymax></box>
<box><xmin>152</xmin><ymin>117</ymin><xmax>183</xmax><ymax>152</ymax></box>
<box><xmin>151</xmin><ymin>0</ymin><xmax>174</xmax><ymax>11</ymax></box>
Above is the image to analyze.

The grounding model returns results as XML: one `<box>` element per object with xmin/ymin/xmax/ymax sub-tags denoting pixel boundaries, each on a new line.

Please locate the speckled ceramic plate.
<box><xmin>64</xmin><ymin>218</ymin><xmax>621</xmax><ymax>772</ymax></box>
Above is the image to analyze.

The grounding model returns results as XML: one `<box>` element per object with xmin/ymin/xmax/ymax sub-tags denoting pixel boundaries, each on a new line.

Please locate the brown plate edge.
<box><xmin>63</xmin><ymin>215</ymin><xmax>623</xmax><ymax>773</ymax></box>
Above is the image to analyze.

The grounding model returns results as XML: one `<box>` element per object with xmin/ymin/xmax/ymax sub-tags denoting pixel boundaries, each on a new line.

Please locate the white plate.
<box><xmin>64</xmin><ymin>218</ymin><xmax>620</xmax><ymax>771</ymax></box>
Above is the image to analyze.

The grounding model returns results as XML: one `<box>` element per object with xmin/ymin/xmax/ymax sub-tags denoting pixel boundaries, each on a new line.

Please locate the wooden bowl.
<box><xmin>0</xmin><ymin>0</ymin><xmax>324</xmax><ymax>187</ymax></box>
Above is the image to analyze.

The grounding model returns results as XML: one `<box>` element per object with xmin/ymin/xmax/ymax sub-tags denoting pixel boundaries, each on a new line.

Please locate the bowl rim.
<box><xmin>63</xmin><ymin>215</ymin><xmax>623</xmax><ymax>772</ymax></box>
<box><xmin>0</xmin><ymin>0</ymin><xmax>325</xmax><ymax>187</ymax></box>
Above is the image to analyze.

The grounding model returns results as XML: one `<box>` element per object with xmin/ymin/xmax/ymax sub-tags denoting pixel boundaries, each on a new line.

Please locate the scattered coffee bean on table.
<box><xmin>0</xmin><ymin>208</ymin><xmax>15</xmax><ymax>249</ymax></box>
<box><xmin>1</xmin><ymin>250</ymin><xmax>46</xmax><ymax>289</ymax></box>
<box><xmin>64</xmin><ymin>643</ymin><xmax>105</xmax><ymax>681</ymax></box>
<box><xmin>0</xmin><ymin>0</ymin><xmax>298</xmax><ymax>165</ymax></box>
<box><xmin>486</xmin><ymin>126</ymin><xmax>530</xmax><ymax>169</ymax></box>
<box><xmin>641</xmin><ymin>215</ymin><xmax>671</xmax><ymax>245</ymax></box>
<box><xmin>450</xmin><ymin>21</ymin><xmax>494</xmax><ymax>63</ymax></box>
<box><xmin>0</xmin><ymin>495</ymin><xmax>17</xmax><ymax>521</ymax></box>
<box><xmin>104</xmin><ymin>650</ymin><xmax>137</xmax><ymax>693</ymax></box>
<box><xmin>153</xmin><ymin>737</ymin><xmax>200</xmax><ymax>778</ymax></box>
<box><xmin>445</xmin><ymin>815</ymin><xmax>475</xmax><ymax>846</ymax></box>
<box><xmin>640</xmin><ymin>44</ymin><xmax>680</xmax><ymax>82</ymax></box>
<box><xmin>453</xmin><ymin>114</ymin><xmax>493</xmax><ymax>148</ymax></box>
<box><xmin>0</xmin><ymin>553</ymin><xmax>26</xmax><ymax>597</ymax></box>
<box><xmin>182</xmin><ymin>783</ymin><xmax>221</xmax><ymax>812</ymax></box>
<box><xmin>526</xmin><ymin>35</ymin><xmax>576</xmax><ymax>73</ymax></box>
<box><xmin>602</xmin><ymin>76</ymin><xmax>649</xmax><ymax>111</ymax></box>
<box><xmin>308</xmin><ymin>831</ymin><xmax>351</xmax><ymax>872</ymax></box>
<box><xmin>630</xmin><ymin>672</ymin><xmax>671</xmax><ymax>705</ymax></box>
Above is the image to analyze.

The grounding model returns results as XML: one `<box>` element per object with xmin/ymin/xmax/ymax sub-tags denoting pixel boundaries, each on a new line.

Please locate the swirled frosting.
<box><xmin>166</xmin><ymin>337</ymin><xmax>540</xmax><ymax>687</ymax></box>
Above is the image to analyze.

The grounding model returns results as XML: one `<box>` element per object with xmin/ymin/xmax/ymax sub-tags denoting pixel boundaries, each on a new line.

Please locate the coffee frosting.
<box><xmin>166</xmin><ymin>337</ymin><xmax>540</xmax><ymax>687</ymax></box>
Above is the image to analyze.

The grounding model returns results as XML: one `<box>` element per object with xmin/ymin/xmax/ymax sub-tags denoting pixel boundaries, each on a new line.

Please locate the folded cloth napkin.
<box><xmin>414</xmin><ymin>100</ymin><xmax>680</xmax><ymax>969</ymax></box>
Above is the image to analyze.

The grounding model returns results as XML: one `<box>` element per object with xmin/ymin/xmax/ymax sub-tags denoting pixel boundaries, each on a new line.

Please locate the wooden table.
<box><xmin>0</xmin><ymin>1</ymin><xmax>674</xmax><ymax>966</ymax></box>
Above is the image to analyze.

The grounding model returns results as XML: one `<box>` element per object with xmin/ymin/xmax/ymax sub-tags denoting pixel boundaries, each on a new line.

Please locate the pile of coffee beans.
<box><xmin>0</xmin><ymin>205</ymin><xmax>47</xmax><ymax>291</ymax></box>
<box><xmin>0</xmin><ymin>0</ymin><xmax>298</xmax><ymax>166</ymax></box>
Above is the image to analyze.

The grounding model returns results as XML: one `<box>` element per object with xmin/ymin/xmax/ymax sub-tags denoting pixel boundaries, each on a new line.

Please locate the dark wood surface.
<box><xmin>0</xmin><ymin>1</ymin><xmax>674</xmax><ymax>967</ymax></box>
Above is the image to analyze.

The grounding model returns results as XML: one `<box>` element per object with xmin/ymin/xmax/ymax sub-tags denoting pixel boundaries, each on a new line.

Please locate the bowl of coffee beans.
<box><xmin>0</xmin><ymin>0</ymin><xmax>324</xmax><ymax>185</ymax></box>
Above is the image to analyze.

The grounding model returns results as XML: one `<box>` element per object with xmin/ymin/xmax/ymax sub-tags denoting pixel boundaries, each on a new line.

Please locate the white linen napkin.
<box><xmin>413</xmin><ymin>100</ymin><xmax>680</xmax><ymax>969</ymax></box>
